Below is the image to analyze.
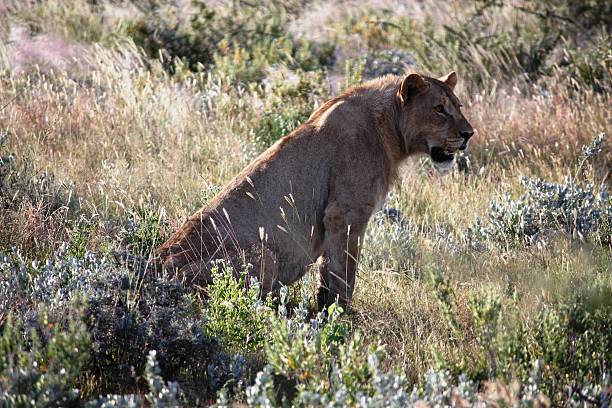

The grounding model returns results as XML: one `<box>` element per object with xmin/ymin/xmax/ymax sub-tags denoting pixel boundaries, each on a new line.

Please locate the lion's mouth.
<box><xmin>430</xmin><ymin>146</ymin><xmax>454</xmax><ymax>163</ymax></box>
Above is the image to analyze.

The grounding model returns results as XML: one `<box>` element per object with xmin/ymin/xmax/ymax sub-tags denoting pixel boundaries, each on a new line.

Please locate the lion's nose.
<box><xmin>460</xmin><ymin>130</ymin><xmax>474</xmax><ymax>141</ymax></box>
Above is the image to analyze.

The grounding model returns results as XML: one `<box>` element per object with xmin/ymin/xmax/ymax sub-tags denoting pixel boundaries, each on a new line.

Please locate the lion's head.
<box><xmin>398</xmin><ymin>71</ymin><xmax>474</xmax><ymax>172</ymax></box>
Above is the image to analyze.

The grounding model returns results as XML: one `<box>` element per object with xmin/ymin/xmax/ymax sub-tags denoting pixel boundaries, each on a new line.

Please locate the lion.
<box><xmin>154</xmin><ymin>71</ymin><xmax>474</xmax><ymax>311</ymax></box>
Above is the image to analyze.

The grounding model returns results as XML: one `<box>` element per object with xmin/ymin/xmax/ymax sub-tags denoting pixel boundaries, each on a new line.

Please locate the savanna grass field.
<box><xmin>0</xmin><ymin>0</ymin><xmax>611</xmax><ymax>406</ymax></box>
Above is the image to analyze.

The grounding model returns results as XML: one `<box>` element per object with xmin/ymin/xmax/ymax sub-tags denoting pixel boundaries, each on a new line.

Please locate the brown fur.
<box><xmin>154</xmin><ymin>72</ymin><xmax>474</xmax><ymax>310</ymax></box>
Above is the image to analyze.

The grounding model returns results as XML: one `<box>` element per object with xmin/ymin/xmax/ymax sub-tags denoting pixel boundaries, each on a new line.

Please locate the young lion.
<box><xmin>154</xmin><ymin>71</ymin><xmax>474</xmax><ymax>311</ymax></box>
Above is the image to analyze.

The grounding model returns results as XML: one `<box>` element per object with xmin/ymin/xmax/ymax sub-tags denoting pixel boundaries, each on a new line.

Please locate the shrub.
<box><xmin>84</xmin><ymin>265</ymin><xmax>216</xmax><ymax>397</ymax></box>
<box><xmin>0</xmin><ymin>246</ymin><xmax>219</xmax><ymax>401</ymax></box>
<box><xmin>244</xmin><ymin>292</ymin><xmax>562</xmax><ymax>407</ymax></box>
<box><xmin>431</xmin><ymin>283</ymin><xmax>612</xmax><ymax>406</ymax></box>
<box><xmin>120</xmin><ymin>203</ymin><xmax>168</xmax><ymax>256</ymax></box>
<box><xmin>0</xmin><ymin>299</ymin><xmax>90</xmax><ymax>407</ymax></box>
<box><xmin>253</xmin><ymin>106</ymin><xmax>309</xmax><ymax>150</ymax></box>
<box><xmin>533</xmin><ymin>290</ymin><xmax>612</xmax><ymax>404</ymax></box>
<box><xmin>362</xmin><ymin>211</ymin><xmax>414</xmax><ymax>273</ymax></box>
<box><xmin>123</xmin><ymin>0</ymin><xmax>334</xmax><ymax>78</ymax></box>
<box><xmin>86</xmin><ymin>350</ymin><xmax>181</xmax><ymax>408</ymax></box>
<box><xmin>205</xmin><ymin>261</ymin><xmax>271</xmax><ymax>353</ymax></box>
<box><xmin>244</xmin><ymin>293</ymin><xmax>488</xmax><ymax>407</ymax></box>
<box><xmin>466</xmin><ymin>176</ymin><xmax>610</xmax><ymax>247</ymax></box>
<box><xmin>0</xmin><ymin>299</ymin><xmax>182</xmax><ymax>407</ymax></box>
<box><xmin>466</xmin><ymin>135</ymin><xmax>610</xmax><ymax>248</ymax></box>
<box><xmin>246</xmin><ymin>297</ymin><xmax>390</xmax><ymax>406</ymax></box>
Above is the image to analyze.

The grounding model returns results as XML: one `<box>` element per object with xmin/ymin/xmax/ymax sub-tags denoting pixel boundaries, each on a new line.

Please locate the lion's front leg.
<box><xmin>317</xmin><ymin>202</ymin><xmax>369</xmax><ymax>311</ymax></box>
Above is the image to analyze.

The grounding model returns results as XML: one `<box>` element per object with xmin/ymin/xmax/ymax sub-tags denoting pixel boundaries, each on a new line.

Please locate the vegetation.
<box><xmin>0</xmin><ymin>0</ymin><xmax>610</xmax><ymax>406</ymax></box>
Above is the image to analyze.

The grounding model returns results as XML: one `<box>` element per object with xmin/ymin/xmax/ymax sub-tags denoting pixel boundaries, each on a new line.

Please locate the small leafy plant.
<box><xmin>253</xmin><ymin>106</ymin><xmax>309</xmax><ymax>150</ymax></box>
<box><xmin>205</xmin><ymin>261</ymin><xmax>272</xmax><ymax>352</ymax></box>
<box><xmin>121</xmin><ymin>203</ymin><xmax>168</xmax><ymax>256</ymax></box>
<box><xmin>0</xmin><ymin>299</ymin><xmax>90</xmax><ymax>407</ymax></box>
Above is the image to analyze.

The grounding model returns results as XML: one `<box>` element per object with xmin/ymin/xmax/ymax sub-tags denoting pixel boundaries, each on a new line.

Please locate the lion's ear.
<box><xmin>439</xmin><ymin>71</ymin><xmax>457</xmax><ymax>90</ymax></box>
<box><xmin>399</xmin><ymin>73</ymin><xmax>429</xmax><ymax>103</ymax></box>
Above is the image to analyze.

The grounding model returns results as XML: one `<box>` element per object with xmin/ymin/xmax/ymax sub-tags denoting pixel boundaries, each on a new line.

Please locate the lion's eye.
<box><xmin>434</xmin><ymin>104</ymin><xmax>446</xmax><ymax>114</ymax></box>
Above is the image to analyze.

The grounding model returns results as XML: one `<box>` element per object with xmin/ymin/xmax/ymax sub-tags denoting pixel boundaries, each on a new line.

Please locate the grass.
<box><xmin>0</xmin><ymin>0</ymin><xmax>610</xmax><ymax>406</ymax></box>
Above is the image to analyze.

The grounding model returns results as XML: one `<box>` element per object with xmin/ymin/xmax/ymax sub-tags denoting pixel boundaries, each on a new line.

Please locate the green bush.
<box><xmin>205</xmin><ymin>262</ymin><xmax>271</xmax><ymax>352</ymax></box>
<box><xmin>0</xmin><ymin>299</ymin><xmax>90</xmax><ymax>407</ymax></box>
<box><xmin>247</xmin><ymin>298</ymin><xmax>390</xmax><ymax>406</ymax></box>
<box><xmin>121</xmin><ymin>203</ymin><xmax>168</xmax><ymax>256</ymax></box>
<box><xmin>253</xmin><ymin>69</ymin><xmax>329</xmax><ymax>150</ymax></box>
<box><xmin>253</xmin><ymin>106</ymin><xmax>309</xmax><ymax>150</ymax></box>
<box><xmin>431</xmin><ymin>284</ymin><xmax>612</xmax><ymax>406</ymax></box>
<box><xmin>466</xmin><ymin>176</ymin><xmax>611</xmax><ymax>247</ymax></box>
<box><xmin>466</xmin><ymin>135</ymin><xmax>611</xmax><ymax>248</ymax></box>
<box><xmin>123</xmin><ymin>0</ymin><xmax>333</xmax><ymax>79</ymax></box>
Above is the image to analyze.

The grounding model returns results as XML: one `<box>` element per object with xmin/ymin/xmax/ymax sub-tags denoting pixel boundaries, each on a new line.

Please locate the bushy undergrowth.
<box><xmin>467</xmin><ymin>176</ymin><xmax>611</xmax><ymax>248</ymax></box>
<box><xmin>242</xmin><ymin>288</ymin><xmax>543</xmax><ymax>407</ymax></box>
<box><xmin>1</xmin><ymin>300</ymin><xmax>89</xmax><ymax>407</ymax></box>
<box><xmin>431</xmin><ymin>278</ymin><xmax>612</xmax><ymax>406</ymax></box>
<box><xmin>466</xmin><ymin>135</ymin><xmax>611</xmax><ymax>249</ymax></box>
<box><xmin>0</xmin><ymin>227</ymin><xmax>610</xmax><ymax>406</ymax></box>
<box><xmin>205</xmin><ymin>262</ymin><xmax>270</xmax><ymax>353</ymax></box>
<box><xmin>123</xmin><ymin>0</ymin><xmax>334</xmax><ymax>81</ymax></box>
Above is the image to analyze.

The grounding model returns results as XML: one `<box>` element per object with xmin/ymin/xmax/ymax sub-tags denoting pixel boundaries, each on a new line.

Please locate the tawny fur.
<box><xmin>154</xmin><ymin>72</ymin><xmax>474</xmax><ymax>310</ymax></box>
